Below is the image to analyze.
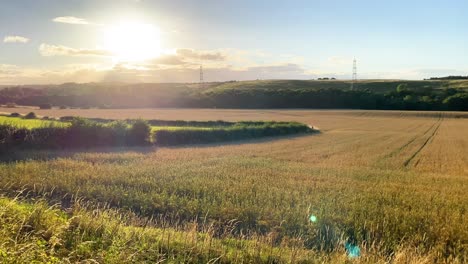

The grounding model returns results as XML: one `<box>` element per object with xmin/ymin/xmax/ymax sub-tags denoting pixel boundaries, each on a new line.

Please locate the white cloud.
<box><xmin>52</xmin><ymin>16</ymin><xmax>90</xmax><ymax>25</ymax></box>
<box><xmin>327</xmin><ymin>56</ymin><xmax>352</xmax><ymax>65</ymax></box>
<box><xmin>39</xmin><ymin>43</ymin><xmax>112</xmax><ymax>57</ymax></box>
<box><xmin>3</xmin><ymin>35</ymin><xmax>30</xmax><ymax>43</ymax></box>
<box><xmin>176</xmin><ymin>48</ymin><xmax>225</xmax><ymax>61</ymax></box>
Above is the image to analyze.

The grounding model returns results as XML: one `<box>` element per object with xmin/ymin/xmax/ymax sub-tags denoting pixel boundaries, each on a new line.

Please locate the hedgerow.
<box><xmin>154</xmin><ymin>123</ymin><xmax>313</xmax><ymax>146</ymax></box>
<box><xmin>0</xmin><ymin>116</ymin><xmax>313</xmax><ymax>150</ymax></box>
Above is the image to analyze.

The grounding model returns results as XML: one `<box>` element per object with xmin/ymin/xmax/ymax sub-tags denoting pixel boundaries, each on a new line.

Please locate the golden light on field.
<box><xmin>104</xmin><ymin>21</ymin><xmax>161</xmax><ymax>62</ymax></box>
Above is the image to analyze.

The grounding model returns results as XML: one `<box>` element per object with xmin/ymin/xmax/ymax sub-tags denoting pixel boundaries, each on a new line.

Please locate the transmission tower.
<box><xmin>351</xmin><ymin>58</ymin><xmax>357</xmax><ymax>89</ymax></box>
<box><xmin>199</xmin><ymin>64</ymin><xmax>204</xmax><ymax>88</ymax></box>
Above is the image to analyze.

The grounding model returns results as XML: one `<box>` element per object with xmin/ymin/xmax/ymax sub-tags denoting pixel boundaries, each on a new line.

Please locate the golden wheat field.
<box><xmin>0</xmin><ymin>108</ymin><xmax>467</xmax><ymax>263</ymax></box>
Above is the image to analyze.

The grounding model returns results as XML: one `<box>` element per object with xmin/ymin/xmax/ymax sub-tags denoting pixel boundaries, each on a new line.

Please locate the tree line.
<box><xmin>0</xmin><ymin>82</ymin><xmax>467</xmax><ymax>111</ymax></box>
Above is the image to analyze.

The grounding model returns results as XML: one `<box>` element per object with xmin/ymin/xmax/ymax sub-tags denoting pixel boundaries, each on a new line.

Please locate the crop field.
<box><xmin>0</xmin><ymin>109</ymin><xmax>467</xmax><ymax>263</ymax></box>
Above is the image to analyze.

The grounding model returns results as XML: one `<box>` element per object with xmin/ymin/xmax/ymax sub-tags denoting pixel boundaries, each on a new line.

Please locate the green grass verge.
<box><xmin>0</xmin><ymin>197</ymin><xmax>332</xmax><ymax>263</ymax></box>
<box><xmin>0</xmin><ymin>116</ymin><xmax>69</xmax><ymax>129</ymax></box>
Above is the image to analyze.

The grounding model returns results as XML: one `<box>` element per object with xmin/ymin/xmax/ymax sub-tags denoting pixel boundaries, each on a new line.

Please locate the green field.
<box><xmin>0</xmin><ymin>116</ymin><xmax>69</xmax><ymax>129</ymax></box>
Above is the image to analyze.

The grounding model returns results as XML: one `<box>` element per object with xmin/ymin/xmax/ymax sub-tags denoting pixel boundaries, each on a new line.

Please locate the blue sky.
<box><xmin>1</xmin><ymin>0</ymin><xmax>467</xmax><ymax>84</ymax></box>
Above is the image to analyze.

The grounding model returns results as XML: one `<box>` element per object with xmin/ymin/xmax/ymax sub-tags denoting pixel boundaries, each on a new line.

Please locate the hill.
<box><xmin>0</xmin><ymin>79</ymin><xmax>467</xmax><ymax>111</ymax></box>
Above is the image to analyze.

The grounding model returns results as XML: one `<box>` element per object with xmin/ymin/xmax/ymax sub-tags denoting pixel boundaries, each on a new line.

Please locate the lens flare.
<box><xmin>309</xmin><ymin>214</ymin><xmax>317</xmax><ymax>223</ymax></box>
<box><xmin>345</xmin><ymin>242</ymin><xmax>361</xmax><ymax>258</ymax></box>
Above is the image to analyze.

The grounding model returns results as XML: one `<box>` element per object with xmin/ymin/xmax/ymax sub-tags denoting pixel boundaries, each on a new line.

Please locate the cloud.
<box><xmin>149</xmin><ymin>54</ymin><xmax>186</xmax><ymax>65</ymax></box>
<box><xmin>39</xmin><ymin>43</ymin><xmax>112</xmax><ymax>57</ymax></box>
<box><xmin>246</xmin><ymin>63</ymin><xmax>305</xmax><ymax>74</ymax></box>
<box><xmin>0</xmin><ymin>64</ymin><xmax>20</xmax><ymax>75</ymax></box>
<box><xmin>141</xmin><ymin>49</ymin><xmax>227</xmax><ymax>67</ymax></box>
<box><xmin>3</xmin><ymin>35</ymin><xmax>30</xmax><ymax>43</ymax></box>
<box><xmin>52</xmin><ymin>16</ymin><xmax>90</xmax><ymax>25</ymax></box>
<box><xmin>0</xmin><ymin>61</ymin><xmax>313</xmax><ymax>84</ymax></box>
<box><xmin>327</xmin><ymin>56</ymin><xmax>351</xmax><ymax>65</ymax></box>
<box><xmin>176</xmin><ymin>49</ymin><xmax>226</xmax><ymax>61</ymax></box>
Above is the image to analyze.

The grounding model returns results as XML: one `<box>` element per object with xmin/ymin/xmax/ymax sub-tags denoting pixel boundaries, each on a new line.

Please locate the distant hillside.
<box><xmin>0</xmin><ymin>79</ymin><xmax>467</xmax><ymax>111</ymax></box>
<box><xmin>207</xmin><ymin>79</ymin><xmax>468</xmax><ymax>93</ymax></box>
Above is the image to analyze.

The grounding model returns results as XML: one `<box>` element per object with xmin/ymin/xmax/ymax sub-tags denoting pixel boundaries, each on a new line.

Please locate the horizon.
<box><xmin>1</xmin><ymin>0</ymin><xmax>468</xmax><ymax>85</ymax></box>
<box><xmin>0</xmin><ymin>78</ymin><xmax>453</xmax><ymax>87</ymax></box>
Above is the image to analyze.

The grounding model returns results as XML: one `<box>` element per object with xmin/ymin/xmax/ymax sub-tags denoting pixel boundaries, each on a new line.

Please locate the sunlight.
<box><xmin>104</xmin><ymin>21</ymin><xmax>161</xmax><ymax>62</ymax></box>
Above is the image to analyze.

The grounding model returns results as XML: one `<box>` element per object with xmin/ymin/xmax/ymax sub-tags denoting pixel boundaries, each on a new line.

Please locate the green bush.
<box><xmin>154</xmin><ymin>122</ymin><xmax>313</xmax><ymax>146</ymax></box>
<box><xmin>24</xmin><ymin>112</ymin><xmax>36</xmax><ymax>119</ymax></box>
<box><xmin>127</xmin><ymin>119</ymin><xmax>151</xmax><ymax>145</ymax></box>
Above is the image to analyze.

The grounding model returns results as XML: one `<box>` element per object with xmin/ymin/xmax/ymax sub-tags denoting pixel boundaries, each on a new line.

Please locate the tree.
<box><xmin>443</xmin><ymin>93</ymin><xmax>468</xmax><ymax>111</ymax></box>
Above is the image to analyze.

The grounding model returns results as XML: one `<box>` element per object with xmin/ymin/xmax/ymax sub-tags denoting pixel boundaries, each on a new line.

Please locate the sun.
<box><xmin>104</xmin><ymin>21</ymin><xmax>161</xmax><ymax>62</ymax></box>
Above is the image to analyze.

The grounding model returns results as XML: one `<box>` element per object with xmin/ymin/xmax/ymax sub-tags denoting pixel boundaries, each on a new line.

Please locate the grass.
<box><xmin>0</xmin><ymin>197</ymin><xmax>330</xmax><ymax>263</ymax></box>
<box><xmin>151</xmin><ymin>126</ymin><xmax>213</xmax><ymax>132</ymax></box>
<box><xmin>0</xmin><ymin>110</ymin><xmax>467</xmax><ymax>263</ymax></box>
<box><xmin>0</xmin><ymin>116</ymin><xmax>68</xmax><ymax>129</ymax></box>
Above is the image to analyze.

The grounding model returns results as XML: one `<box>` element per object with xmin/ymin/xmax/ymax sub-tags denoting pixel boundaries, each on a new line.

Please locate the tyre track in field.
<box><xmin>383</xmin><ymin>118</ymin><xmax>439</xmax><ymax>159</ymax></box>
<box><xmin>403</xmin><ymin>116</ymin><xmax>443</xmax><ymax>167</ymax></box>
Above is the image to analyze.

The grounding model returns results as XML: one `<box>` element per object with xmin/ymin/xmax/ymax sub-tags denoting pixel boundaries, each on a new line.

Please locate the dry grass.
<box><xmin>0</xmin><ymin>109</ymin><xmax>467</xmax><ymax>263</ymax></box>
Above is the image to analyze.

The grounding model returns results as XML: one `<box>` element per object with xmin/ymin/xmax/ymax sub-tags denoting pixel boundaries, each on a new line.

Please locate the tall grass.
<box><xmin>0</xmin><ymin>196</ymin><xmax>447</xmax><ymax>263</ymax></box>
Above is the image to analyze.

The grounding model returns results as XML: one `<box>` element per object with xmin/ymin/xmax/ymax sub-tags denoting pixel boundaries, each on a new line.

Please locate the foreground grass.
<box><xmin>0</xmin><ymin>197</ymin><xmax>332</xmax><ymax>263</ymax></box>
<box><xmin>0</xmin><ymin>197</ymin><xmax>449</xmax><ymax>263</ymax></box>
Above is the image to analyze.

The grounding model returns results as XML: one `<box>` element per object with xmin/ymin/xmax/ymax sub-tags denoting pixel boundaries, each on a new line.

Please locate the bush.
<box><xmin>108</xmin><ymin>120</ymin><xmax>128</xmax><ymax>145</ymax></box>
<box><xmin>59</xmin><ymin>116</ymin><xmax>76</xmax><ymax>122</ymax></box>
<box><xmin>38</xmin><ymin>103</ymin><xmax>52</xmax><ymax>109</ymax></box>
<box><xmin>5</xmin><ymin>102</ymin><xmax>16</xmax><ymax>108</ymax></box>
<box><xmin>154</xmin><ymin>122</ymin><xmax>313</xmax><ymax>146</ymax></box>
<box><xmin>59</xmin><ymin>105</ymin><xmax>67</xmax><ymax>109</ymax></box>
<box><xmin>24</xmin><ymin>112</ymin><xmax>36</xmax><ymax>119</ymax></box>
<box><xmin>10</xmin><ymin>113</ymin><xmax>21</xmax><ymax>117</ymax></box>
<box><xmin>127</xmin><ymin>119</ymin><xmax>151</xmax><ymax>145</ymax></box>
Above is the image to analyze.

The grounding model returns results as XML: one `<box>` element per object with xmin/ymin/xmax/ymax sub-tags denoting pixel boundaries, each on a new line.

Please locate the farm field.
<box><xmin>0</xmin><ymin>109</ymin><xmax>467</xmax><ymax>263</ymax></box>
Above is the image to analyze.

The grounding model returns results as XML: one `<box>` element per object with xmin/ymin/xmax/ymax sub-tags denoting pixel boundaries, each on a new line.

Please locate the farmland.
<box><xmin>0</xmin><ymin>108</ymin><xmax>467</xmax><ymax>263</ymax></box>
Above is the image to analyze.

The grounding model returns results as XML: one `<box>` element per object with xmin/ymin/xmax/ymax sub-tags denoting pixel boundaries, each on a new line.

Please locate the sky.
<box><xmin>1</xmin><ymin>0</ymin><xmax>467</xmax><ymax>84</ymax></box>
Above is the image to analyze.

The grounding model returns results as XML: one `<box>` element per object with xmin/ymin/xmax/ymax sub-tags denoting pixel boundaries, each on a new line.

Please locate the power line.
<box><xmin>351</xmin><ymin>58</ymin><xmax>357</xmax><ymax>89</ymax></box>
<box><xmin>199</xmin><ymin>64</ymin><xmax>204</xmax><ymax>88</ymax></box>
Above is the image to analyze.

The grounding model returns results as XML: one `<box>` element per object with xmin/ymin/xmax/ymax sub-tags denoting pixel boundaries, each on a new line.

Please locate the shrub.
<box><xmin>108</xmin><ymin>120</ymin><xmax>128</xmax><ymax>145</ymax></box>
<box><xmin>24</xmin><ymin>112</ymin><xmax>36</xmax><ymax>119</ymax></box>
<box><xmin>38</xmin><ymin>103</ymin><xmax>52</xmax><ymax>109</ymax></box>
<box><xmin>59</xmin><ymin>116</ymin><xmax>76</xmax><ymax>122</ymax></box>
<box><xmin>154</xmin><ymin>122</ymin><xmax>313</xmax><ymax>146</ymax></box>
<box><xmin>59</xmin><ymin>105</ymin><xmax>67</xmax><ymax>109</ymax></box>
<box><xmin>5</xmin><ymin>102</ymin><xmax>16</xmax><ymax>108</ymax></box>
<box><xmin>10</xmin><ymin>113</ymin><xmax>21</xmax><ymax>117</ymax></box>
<box><xmin>127</xmin><ymin>119</ymin><xmax>151</xmax><ymax>145</ymax></box>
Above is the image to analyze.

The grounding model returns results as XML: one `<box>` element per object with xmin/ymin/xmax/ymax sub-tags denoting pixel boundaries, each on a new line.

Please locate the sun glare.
<box><xmin>104</xmin><ymin>21</ymin><xmax>161</xmax><ymax>62</ymax></box>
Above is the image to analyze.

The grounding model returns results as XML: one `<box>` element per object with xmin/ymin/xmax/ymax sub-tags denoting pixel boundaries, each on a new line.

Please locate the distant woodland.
<box><xmin>1</xmin><ymin>79</ymin><xmax>467</xmax><ymax>111</ymax></box>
